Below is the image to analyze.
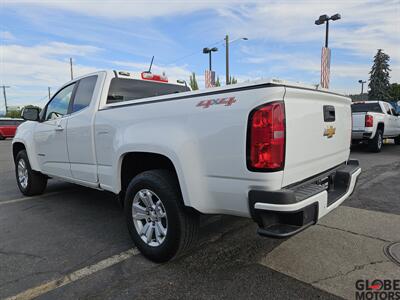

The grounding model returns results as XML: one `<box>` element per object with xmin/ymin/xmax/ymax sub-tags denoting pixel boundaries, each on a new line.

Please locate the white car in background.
<box><xmin>352</xmin><ymin>101</ymin><xmax>400</xmax><ymax>152</ymax></box>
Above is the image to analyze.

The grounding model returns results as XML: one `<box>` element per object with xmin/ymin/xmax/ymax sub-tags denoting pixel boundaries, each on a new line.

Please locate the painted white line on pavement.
<box><xmin>4</xmin><ymin>248</ymin><xmax>140</xmax><ymax>300</ymax></box>
<box><xmin>0</xmin><ymin>191</ymin><xmax>68</xmax><ymax>206</ymax></box>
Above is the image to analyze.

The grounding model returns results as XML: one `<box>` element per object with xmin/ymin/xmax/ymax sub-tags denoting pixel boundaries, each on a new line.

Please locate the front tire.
<box><xmin>368</xmin><ymin>129</ymin><xmax>383</xmax><ymax>152</ymax></box>
<box><xmin>15</xmin><ymin>150</ymin><xmax>47</xmax><ymax>196</ymax></box>
<box><xmin>124</xmin><ymin>169</ymin><xmax>199</xmax><ymax>263</ymax></box>
<box><xmin>0</xmin><ymin>134</ymin><xmax>5</xmax><ymax>140</ymax></box>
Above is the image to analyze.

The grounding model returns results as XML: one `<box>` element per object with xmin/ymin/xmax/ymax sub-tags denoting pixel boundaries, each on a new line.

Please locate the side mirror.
<box><xmin>22</xmin><ymin>107</ymin><xmax>40</xmax><ymax>121</ymax></box>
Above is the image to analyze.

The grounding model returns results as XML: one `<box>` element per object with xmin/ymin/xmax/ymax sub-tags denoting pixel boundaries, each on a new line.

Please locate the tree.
<box><xmin>228</xmin><ymin>76</ymin><xmax>238</xmax><ymax>85</ymax></box>
<box><xmin>5</xmin><ymin>110</ymin><xmax>21</xmax><ymax>118</ymax></box>
<box><xmin>5</xmin><ymin>105</ymin><xmax>41</xmax><ymax>118</ymax></box>
<box><xmin>215</xmin><ymin>76</ymin><xmax>221</xmax><ymax>87</ymax></box>
<box><xmin>24</xmin><ymin>104</ymin><xmax>41</xmax><ymax>111</ymax></box>
<box><xmin>189</xmin><ymin>72</ymin><xmax>199</xmax><ymax>90</ymax></box>
<box><xmin>348</xmin><ymin>93</ymin><xmax>368</xmax><ymax>102</ymax></box>
<box><xmin>368</xmin><ymin>49</ymin><xmax>391</xmax><ymax>100</ymax></box>
<box><xmin>389</xmin><ymin>83</ymin><xmax>400</xmax><ymax>100</ymax></box>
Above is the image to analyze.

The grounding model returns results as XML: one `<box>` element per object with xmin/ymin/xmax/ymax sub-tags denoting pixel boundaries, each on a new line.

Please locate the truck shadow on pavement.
<box><xmin>2</xmin><ymin>182</ymin><xmax>338</xmax><ymax>299</ymax></box>
<box><xmin>351</xmin><ymin>141</ymin><xmax>396</xmax><ymax>153</ymax></box>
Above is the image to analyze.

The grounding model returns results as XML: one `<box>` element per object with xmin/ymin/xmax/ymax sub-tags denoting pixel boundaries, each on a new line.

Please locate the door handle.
<box><xmin>55</xmin><ymin>124</ymin><xmax>64</xmax><ymax>131</ymax></box>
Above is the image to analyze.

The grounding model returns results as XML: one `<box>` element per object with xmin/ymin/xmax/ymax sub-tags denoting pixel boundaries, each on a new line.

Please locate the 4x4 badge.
<box><xmin>196</xmin><ymin>97</ymin><xmax>236</xmax><ymax>109</ymax></box>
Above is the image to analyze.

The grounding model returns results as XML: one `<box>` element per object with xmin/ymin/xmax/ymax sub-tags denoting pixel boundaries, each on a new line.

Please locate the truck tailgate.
<box><xmin>352</xmin><ymin>112</ymin><xmax>366</xmax><ymax>131</ymax></box>
<box><xmin>282</xmin><ymin>88</ymin><xmax>351</xmax><ymax>186</ymax></box>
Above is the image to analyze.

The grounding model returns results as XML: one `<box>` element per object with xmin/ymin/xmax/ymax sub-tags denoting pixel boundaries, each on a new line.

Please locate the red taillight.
<box><xmin>365</xmin><ymin>115</ymin><xmax>373</xmax><ymax>127</ymax></box>
<box><xmin>248</xmin><ymin>101</ymin><xmax>285</xmax><ymax>171</ymax></box>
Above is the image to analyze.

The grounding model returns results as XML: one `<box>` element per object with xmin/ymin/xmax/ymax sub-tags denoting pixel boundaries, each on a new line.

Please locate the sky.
<box><xmin>0</xmin><ymin>0</ymin><xmax>399</xmax><ymax>111</ymax></box>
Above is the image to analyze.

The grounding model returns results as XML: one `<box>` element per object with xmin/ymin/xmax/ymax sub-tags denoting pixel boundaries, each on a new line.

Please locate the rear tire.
<box><xmin>368</xmin><ymin>129</ymin><xmax>383</xmax><ymax>152</ymax></box>
<box><xmin>124</xmin><ymin>169</ymin><xmax>199</xmax><ymax>263</ymax></box>
<box><xmin>0</xmin><ymin>134</ymin><xmax>5</xmax><ymax>140</ymax></box>
<box><xmin>395</xmin><ymin>135</ymin><xmax>400</xmax><ymax>145</ymax></box>
<box><xmin>15</xmin><ymin>150</ymin><xmax>47</xmax><ymax>196</ymax></box>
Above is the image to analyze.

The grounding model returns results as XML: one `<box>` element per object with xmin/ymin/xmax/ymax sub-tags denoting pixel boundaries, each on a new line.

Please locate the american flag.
<box><xmin>321</xmin><ymin>47</ymin><xmax>331</xmax><ymax>89</ymax></box>
<box><xmin>205</xmin><ymin>70</ymin><xmax>215</xmax><ymax>88</ymax></box>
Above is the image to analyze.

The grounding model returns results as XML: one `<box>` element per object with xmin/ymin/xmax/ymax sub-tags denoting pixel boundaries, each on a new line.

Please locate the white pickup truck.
<box><xmin>352</xmin><ymin>101</ymin><xmax>400</xmax><ymax>152</ymax></box>
<box><xmin>13</xmin><ymin>70</ymin><xmax>361</xmax><ymax>262</ymax></box>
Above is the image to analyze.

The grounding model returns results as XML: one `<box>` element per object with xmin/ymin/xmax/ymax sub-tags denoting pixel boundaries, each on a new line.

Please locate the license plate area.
<box><xmin>316</xmin><ymin>176</ymin><xmax>330</xmax><ymax>190</ymax></box>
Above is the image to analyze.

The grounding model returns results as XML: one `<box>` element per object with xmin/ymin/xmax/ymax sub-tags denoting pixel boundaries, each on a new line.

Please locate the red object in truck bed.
<box><xmin>0</xmin><ymin>118</ymin><xmax>24</xmax><ymax>139</ymax></box>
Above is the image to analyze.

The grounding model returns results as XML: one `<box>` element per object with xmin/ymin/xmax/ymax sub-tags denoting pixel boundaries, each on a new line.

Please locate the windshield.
<box><xmin>107</xmin><ymin>78</ymin><xmax>190</xmax><ymax>104</ymax></box>
<box><xmin>351</xmin><ymin>103</ymin><xmax>382</xmax><ymax>113</ymax></box>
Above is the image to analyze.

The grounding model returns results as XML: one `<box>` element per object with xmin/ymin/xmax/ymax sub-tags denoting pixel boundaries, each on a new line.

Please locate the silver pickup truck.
<box><xmin>352</xmin><ymin>101</ymin><xmax>400</xmax><ymax>152</ymax></box>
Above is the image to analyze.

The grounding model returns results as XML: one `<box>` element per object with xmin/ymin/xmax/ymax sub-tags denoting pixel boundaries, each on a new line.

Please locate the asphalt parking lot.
<box><xmin>1</xmin><ymin>139</ymin><xmax>399</xmax><ymax>300</ymax></box>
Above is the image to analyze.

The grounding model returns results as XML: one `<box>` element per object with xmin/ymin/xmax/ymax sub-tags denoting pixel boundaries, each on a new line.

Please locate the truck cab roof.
<box><xmin>64</xmin><ymin>70</ymin><xmax>345</xmax><ymax>98</ymax></box>
<box><xmin>63</xmin><ymin>70</ymin><xmax>190</xmax><ymax>89</ymax></box>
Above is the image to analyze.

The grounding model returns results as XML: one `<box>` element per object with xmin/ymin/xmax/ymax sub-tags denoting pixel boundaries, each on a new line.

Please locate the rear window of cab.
<box><xmin>107</xmin><ymin>78</ymin><xmax>190</xmax><ymax>104</ymax></box>
<box><xmin>351</xmin><ymin>103</ymin><xmax>382</xmax><ymax>113</ymax></box>
<box><xmin>0</xmin><ymin>120</ymin><xmax>24</xmax><ymax>126</ymax></box>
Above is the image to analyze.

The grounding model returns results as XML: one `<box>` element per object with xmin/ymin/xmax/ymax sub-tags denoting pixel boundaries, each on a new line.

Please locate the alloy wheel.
<box><xmin>131</xmin><ymin>189</ymin><xmax>168</xmax><ymax>247</ymax></box>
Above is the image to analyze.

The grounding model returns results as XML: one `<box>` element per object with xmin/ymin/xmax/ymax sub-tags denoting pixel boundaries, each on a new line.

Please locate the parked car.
<box><xmin>389</xmin><ymin>100</ymin><xmax>400</xmax><ymax>114</ymax></box>
<box><xmin>13</xmin><ymin>70</ymin><xmax>361</xmax><ymax>262</ymax></box>
<box><xmin>352</xmin><ymin>101</ymin><xmax>400</xmax><ymax>152</ymax></box>
<box><xmin>0</xmin><ymin>118</ymin><xmax>24</xmax><ymax>140</ymax></box>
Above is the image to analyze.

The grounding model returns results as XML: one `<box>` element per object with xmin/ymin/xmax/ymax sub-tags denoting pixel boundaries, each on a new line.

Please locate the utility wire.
<box><xmin>166</xmin><ymin>39</ymin><xmax>225</xmax><ymax>65</ymax></box>
<box><xmin>165</xmin><ymin>37</ymin><xmax>245</xmax><ymax>66</ymax></box>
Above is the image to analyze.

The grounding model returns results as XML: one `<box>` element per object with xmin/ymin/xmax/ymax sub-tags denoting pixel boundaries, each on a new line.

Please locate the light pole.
<box><xmin>203</xmin><ymin>47</ymin><xmax>218</xmax><ymax>71</ymax></box>
<box><xmin>315</xmin><ymin>13</ymin><xmax>341</xmax><ymax>48</ymax></box>
<box><xmin>224</xmin><ymin>35</ymin><xmax>248</xmax><ymax>85</ymax></box>
<box><xmin>315</xmin><ymin>13</ymin><xmax>341</xmax><ymax>89</ymax></box>
<box><xmin>358</xmin><ymin>80</ymin><xmax>366</xmax><ymax>99</ymax></box>
<box><xmin>1</xmin><ymin>85</ymin><xmax>10</xmax><ymax>115</ymax></box>
<box><xmin>70</xmin><ymin>57</ymin><xmax>74</xmax><ymax>80</ymax></box>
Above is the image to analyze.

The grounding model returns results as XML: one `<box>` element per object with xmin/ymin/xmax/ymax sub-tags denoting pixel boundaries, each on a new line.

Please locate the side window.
<box><xmin>387</xmin><ymin>104</ymin><xmax>395</xmax><ymax>115</ymax></box>
<box><xmin>72</xmin><ymin>76</ymin><xmax>97</xmax><ymax>113</ymax></box>
<box><xmin>45</xmin><ymin>84</ymin><xmax>76</xmax><ymax>121</ymax></box>
<box><xmin>383</xmin><ymin>103</ymin><xmax>392</xmax><ymax>115</ymax></box>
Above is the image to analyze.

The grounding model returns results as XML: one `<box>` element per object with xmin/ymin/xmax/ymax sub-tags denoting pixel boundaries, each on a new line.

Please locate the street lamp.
<box><xmin>315</xmin><ymin>13</ymin><xmax>341</xmax><ymax>48</ymax></box>
<box><xmin>203</xmin><ymin>47</ymin><xmax>218</xmax><ymax>71</ymax></box>
<box><xmin>358</xmin><ymin>80</ymin><xmax>366</xmax><ymax>99</ymax></box>
<box><xmin>315</xmin><ymin>13</ymin><xmax>341</xmax><ymax>89</ymax></box>
<box><xmin>1</xmin><ymin>85</ymin><xmax>10</xmax><ymax>116</ymax></box>
<box><xmin>225</xmin><ymin>35</ymin><xmax>248</xmax><ymax>85</ymax></box>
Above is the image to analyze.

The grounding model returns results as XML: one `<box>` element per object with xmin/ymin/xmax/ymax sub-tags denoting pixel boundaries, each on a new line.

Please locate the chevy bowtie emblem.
<box><xmin>323</xmin><ymin>126</ymin><xmax>336</xmax><ymax>138</ymax></box>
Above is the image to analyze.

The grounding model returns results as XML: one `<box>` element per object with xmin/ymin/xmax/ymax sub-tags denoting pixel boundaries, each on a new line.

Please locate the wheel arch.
<box><xmin>372</xmin><ymin>122</ymin><xmax>384</xmax><ymax>139</ymax></box>
<box><xmin>377</xmin><ymin>122</ymin><xmax>384</xmax><ymax>133</ymax></box>
<box><xmin>12</xmin><ymin>142</ymin><xmax>26</xmax><ymax>162</ymax></box>
<box><xmin>118</xmin><ymin>151</ymin><xmax>190</xmax><ymax>208</ymax></box>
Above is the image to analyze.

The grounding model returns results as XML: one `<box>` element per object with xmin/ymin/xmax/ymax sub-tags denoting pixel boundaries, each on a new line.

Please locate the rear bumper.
<box><xmin>352</xmin><ymin>131</ymin><xmax>372</xmax><ymax>140</ymax></box>
<box><xmin>248</xmin><ymin>160</ymin><xmax>361</xmax><ymax>238</ymax></box>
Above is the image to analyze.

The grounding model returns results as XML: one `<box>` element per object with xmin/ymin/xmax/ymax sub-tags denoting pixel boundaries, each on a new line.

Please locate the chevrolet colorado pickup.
<box><xmin>352</xmin><ymin>101</ymin><xmax>400</xmax><ymax>152</ymax></box>
<box><xmin>13</xmin><ymin>70</ymin><xmax>361</xmax><ymax>262</ymax></box>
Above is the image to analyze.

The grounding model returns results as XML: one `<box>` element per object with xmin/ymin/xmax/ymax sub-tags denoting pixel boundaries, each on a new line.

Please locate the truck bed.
<box><xmin>95</xmin><ymin>78</ymin><xmax>352</xmax><ymax>216</ymax></box>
